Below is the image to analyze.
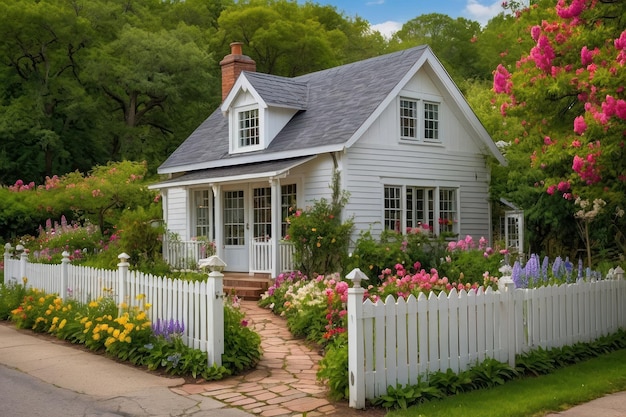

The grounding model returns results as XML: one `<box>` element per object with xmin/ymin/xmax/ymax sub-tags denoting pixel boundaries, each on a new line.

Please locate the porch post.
<box><xmin>212</xmin><ymin>184</ymin><xmax>224</xmax><ymax>260</ymax></box>
<box><xmin>270</xmin><ymin>178</ymin><xmax>281</xmax><ymax>278</ymax></box>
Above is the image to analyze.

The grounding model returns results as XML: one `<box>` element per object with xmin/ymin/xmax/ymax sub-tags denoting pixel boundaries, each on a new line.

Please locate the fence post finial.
<box><xmin>117</xmin><ymin>253</ymin><xmax>131</xmax><ymax>316</ymax></box>
<box><xmin>346</xmin><ymin>268</ymin><xmax>367</xmax><ymax>409</ymax></box>
<box><xmin>61</xmin><ymin>251</ymin><xmax>70</xmax><ymax>302</ymax></box>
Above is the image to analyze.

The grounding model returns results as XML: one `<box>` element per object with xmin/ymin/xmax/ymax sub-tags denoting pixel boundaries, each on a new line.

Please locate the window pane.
<box><xmin>224</xmin><ymin>190</ymin><xmax>245</xmax><ymax>245</ymax></box>
<box><xmin>384</xmin><ymin>186</ymin><xmax>402</xmax><ymax>232</ymax></box>
<box><xmin>400</xmin><ymin>99</ymin><xmax>418</xmax><ymax>139</ymax></box>
<box><xmin>281</xmin><ymin>184</ymin><xmax>297</xmax><ymax>237</ymax></box>
<box><xmin>424</xmin><ymin>102</ymin><xmax>439</xmax><ymax>140</ymax></box>
<box><xmin>253</xmin><ymin>187</ymin><xmax>271</xmax><ymax>239</ymax></box>
<box><xmin>439</xmin><ymin>188</ymin><xmax>457</xmax><ymax>234</ymax></box>
<box><xmin>194</xmin><ymin>190</ymin><xmax>211</xmax><ymax>239</ymax></box>
<box><xmin>238</xmin><ymin>109</ymin><xmax>259</xmax><ymax>147</ymax></box>
<box><xmin>407</xmin><ymin>187</ymin><xmax>434</xmax><ymax>233</ymax></box>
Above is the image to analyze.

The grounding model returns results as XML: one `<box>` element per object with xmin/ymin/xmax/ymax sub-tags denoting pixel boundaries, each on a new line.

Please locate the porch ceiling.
<box><xmin>152</xmin><ymin>155</ymin><xmax>315</xmax><ymax>189</ymax></box>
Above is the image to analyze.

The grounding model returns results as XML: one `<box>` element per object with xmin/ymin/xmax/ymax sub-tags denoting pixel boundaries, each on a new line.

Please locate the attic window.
<box><xmin>238</xmin><ymin>108</ymin><xmax>259</xmax><ymax>147</ymax></box>
<box><xmin>399</xmin><ymin>97</ymin><xmax>441</xmax><ymax>143</ymax></box>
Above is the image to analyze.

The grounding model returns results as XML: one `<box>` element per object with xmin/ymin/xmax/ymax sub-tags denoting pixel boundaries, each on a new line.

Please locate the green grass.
<box><xmin>388</xmin><ymin>349</ymin><xmax>626</xmax><ymax>417</ymax></box>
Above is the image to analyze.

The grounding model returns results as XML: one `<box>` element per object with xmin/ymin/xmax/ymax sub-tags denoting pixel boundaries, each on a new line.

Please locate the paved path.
<box><xmin>173</xmin><ymin>301</ymin><xmax>356</xmax><ymax>417</ymax></box>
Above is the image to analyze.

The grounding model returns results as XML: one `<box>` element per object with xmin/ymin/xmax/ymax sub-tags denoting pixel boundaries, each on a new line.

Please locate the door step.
<box><xmin>223</xmin><ymin>275</ymin><xmax>271</xmax><ymax>301</ymax></box>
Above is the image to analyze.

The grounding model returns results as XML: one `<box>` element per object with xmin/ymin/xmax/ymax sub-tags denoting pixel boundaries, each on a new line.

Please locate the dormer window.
<box><xmin>238</xmin><ymin>108</ymin><xmax>259</xmax><ymax>147</ymax></box>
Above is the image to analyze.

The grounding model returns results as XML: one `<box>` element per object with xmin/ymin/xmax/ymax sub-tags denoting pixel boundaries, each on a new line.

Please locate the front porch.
<box><xmin>163</xmin><ymin>236</ymin><xmax>295</xmax><ymax>277</ymax></box>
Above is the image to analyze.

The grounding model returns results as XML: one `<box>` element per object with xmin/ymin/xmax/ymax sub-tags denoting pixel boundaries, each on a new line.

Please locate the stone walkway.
<box><xmin>172</xmin><ymin>300</ymin><xmax>346</xmax><ymax>417</ymax></box>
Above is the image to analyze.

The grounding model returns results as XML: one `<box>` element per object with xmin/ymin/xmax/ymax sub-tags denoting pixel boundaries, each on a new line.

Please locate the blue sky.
<box><xmin>318</xmin><ymin>0</ymin><xmax>508</xmax><ymax>37</ymax></box>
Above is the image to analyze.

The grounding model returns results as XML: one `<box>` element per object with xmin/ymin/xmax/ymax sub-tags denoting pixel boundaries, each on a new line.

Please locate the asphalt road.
<box><xmin>0</xmin><ymin>363</ymin><xmax>126</xmax><ymax>417</ymax></box>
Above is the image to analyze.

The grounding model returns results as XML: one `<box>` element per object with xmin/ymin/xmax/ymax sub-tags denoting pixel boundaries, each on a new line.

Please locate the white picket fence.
<box><xmin>3</xmin><ymin>248</ymin><xmax>224</xmax><ymax>366</ymax></box>
<box><xmin>347</xmin><ymin>274</ymin><xmax>626</xmax><ymax>408</ymax></box>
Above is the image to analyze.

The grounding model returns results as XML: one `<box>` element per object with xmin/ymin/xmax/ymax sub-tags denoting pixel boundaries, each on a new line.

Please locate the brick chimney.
<box><xmin>220</xmin><ymin>42</ymin><xmax>256</xmax><ymax>101</ymax></box>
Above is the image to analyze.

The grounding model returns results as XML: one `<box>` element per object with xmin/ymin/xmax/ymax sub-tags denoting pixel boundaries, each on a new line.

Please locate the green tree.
<box><xmin>490</xmin><ymin>0</ymin><xmax>625</xmax><ymax>262</ymax></box>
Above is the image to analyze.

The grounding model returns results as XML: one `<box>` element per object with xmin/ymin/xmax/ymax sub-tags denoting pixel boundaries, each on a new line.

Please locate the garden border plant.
<box><xmin>0</xmin><ymin>278</ymin><xmax>261</xmax><ymax>380</ymax></box>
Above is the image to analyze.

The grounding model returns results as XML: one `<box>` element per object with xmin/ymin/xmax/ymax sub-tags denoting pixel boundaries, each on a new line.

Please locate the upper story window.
<box><xmin>399</xmin><ymin>97</ymin><xmax>441</xmax><ymax>143</ymax></box>
<box><xmin>424</xmin><ymin>102</ymin><xmax>439</xmax><ymax>141</ymax></box>
<box><xmin>400</xmin><ymin>99</ymin><xmax>418</xmax><ymax>139</ymax></box>
<box><xmin>238</xmin><ymin>108</ymin><xmax>259</xmax><ymax>148</ymax></box>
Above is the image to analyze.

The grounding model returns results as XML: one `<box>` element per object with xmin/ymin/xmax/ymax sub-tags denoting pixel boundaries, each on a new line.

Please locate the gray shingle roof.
<box><xmin>158</xmin><ymin>45</ymin><xmax>429</xmax><ymax>172</ymax></box>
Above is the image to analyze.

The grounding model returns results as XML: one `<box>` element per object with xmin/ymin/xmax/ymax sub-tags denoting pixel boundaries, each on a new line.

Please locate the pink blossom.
<box><xmin>571</xmin><ymin>139</ymin><xmax>581</xmax><ymax>147</ymax></box>
<box><xmin>615</xmin><ymin>30</ymin><xmax>626</xmax><ymax>50</ymax></box>
<box><xmin>544</xmin><ymin>136</ymin><xmax>553</xmax><ymax>145</ymax></box>
<box><xmin>557</xmin><ymin>181</ymin><xmax>570</xmax><ymax>192</ymax></box>
<box><xmin>573</xmin><ymin>115</ymin><xmax>587</xmax><ymax>135</ymax></box>
<box><xmin>530</xmin><ymin>25</ymin><xmax>542</xmax><ymax>42</ymax></box>
<box><xmin>530</xmin><ymin>35</ymin><xmax>556</xmax><ymax>72</ymax></box>
<box><xmin>556</xmin><ymin>0</ymin><xmax>586</xmax><ymax>19</ymax></box>
<box><xmin>547</xmin><ymin>184</ymin><xmax>557</xmax><ymax>195</ymax></box>
<box><xmin>493</xmin><ymin>64</ymin><xmax>513</xmax><ymax>94</ymax></box>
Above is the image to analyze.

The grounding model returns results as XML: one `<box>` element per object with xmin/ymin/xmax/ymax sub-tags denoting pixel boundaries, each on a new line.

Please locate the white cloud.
<box><xmin>366</xmin><ymin>0</ymin><xmax>385</xmax><ymax>4</ymax></box>
<box><xmin>370</xmin><ymin>20</ymin><xmax>402</xmax><ymax>38</ymax></box>
<box><xmin>464</xmin><ymin>0</ymin><xmax>503</xmax><ymax>26</ymax></box>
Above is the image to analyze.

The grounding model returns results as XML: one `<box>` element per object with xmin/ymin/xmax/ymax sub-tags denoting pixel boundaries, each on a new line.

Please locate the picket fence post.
<box><xmin>498</xmin><ymin>262</ymin><xmax>516</xmax><ymax>367</ymax></box>
<box><xmin>19</xmin><ymin>246</ymin><xmax>28</xmax><ymax>282</ymax></box>
<box><xmin>199</xmin><ymin>255</ymin><xmax>225</xmax><ymax>367</ymax></box>
<box><xmin>60</xmin><ymin>251</ymin><xmax>70</xmax><ymax>301</ymax></box>
<box><xmin>117</xmin><ymin>253</ymin><xmax>130</xmax><ymax>316</ymax></box>
<box><xmin>346</xmin><ymin>268</ymin><xmax>368</xmax><ymax>409</ymax></box>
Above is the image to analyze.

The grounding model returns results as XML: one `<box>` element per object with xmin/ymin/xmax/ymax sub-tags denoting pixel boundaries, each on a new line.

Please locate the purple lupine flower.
<box><xmin>525</xmin><ymin>254</ymin><xmax>540</xmax><ymax>287</ymax></box>
<box><xmin>152</xmin><ymin>318</ymin><xmax>185</xmax><ymax>341</ymax></box>
<box><xmin>552</xmin><ymin>256</ymin><xmax>563</xmax><ymax>280</ymax></box>
<box><xmin>512</xmin><ymin>261</ymin><xmax>524</xmax><ymax>288</ymax></box>
<box><xmin>541</xmin><ymin>256</ymin><xmax>550</xmax><ymax>283</ymax></box>
<box><xmin>564</xmin><ymin>257</ymin><xmax>573</xmax><ymax>282</ymax></box>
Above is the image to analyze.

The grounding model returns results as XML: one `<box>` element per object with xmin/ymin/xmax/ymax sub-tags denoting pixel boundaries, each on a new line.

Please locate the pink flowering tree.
<box><xmin>490</xmin><ymin>0</ymin><xmax>625</xmax><ymax>261</ymax></box>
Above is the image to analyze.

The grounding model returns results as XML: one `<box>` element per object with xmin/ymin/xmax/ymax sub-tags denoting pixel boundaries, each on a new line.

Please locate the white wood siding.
<box><xmin>345</xmin><ymin>69</ymin><xmax>492</xmax><ymax>242</ymax></box>
<box><xmin>286</xmin><ymin>155</ymin><xmax>336</xmax><ymax>208</ymax></box>
<box><xmin>164</xmin><ymin>187</ymin><xmax>190</xmax><ymax>240</ymax></box>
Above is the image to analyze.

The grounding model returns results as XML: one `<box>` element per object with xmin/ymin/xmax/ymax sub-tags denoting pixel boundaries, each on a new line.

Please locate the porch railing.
<box><xmin>163</xmin><ymin>237</ymin><xmax>214</xmax><ymax>270</ymax></box>
<box><xmin>250</xmin><ymin>238</ymin><xmax>295</xmax><ymax>274</ymax></box>
<box><xmin>163</xmin><ymin>236</ymin><xmax>295</xmax><ymax>275</ymax></box>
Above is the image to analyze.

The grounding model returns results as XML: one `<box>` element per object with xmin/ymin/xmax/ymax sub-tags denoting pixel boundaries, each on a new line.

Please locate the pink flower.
<box><xmin>557</xmin><ymin>181</ymin><xmax>570</xmax><ymax>192</ymax></box>
<box><xmin>547</xmin><ymin>184</ymin><xmax>557</xmax><ymax>195</ymax></box>
<box><xmin>580</xmin><ymin>46</ymin><xmax>596</xmax><ymax>66</ymax></box>
<box><xmin>493</xmin><ymin>64</ymin><xmax>513</xmax><ymax>94</ymax></box>
<box><xmin>573</xmin><ymin>115</ymin><xmax>587</xmax><ymax>135</ymax></box>
<box><xmin>544</xmin><ymin>136</ymin><xmax>553</xmax><ymax>145</ymax></box>
<box><xmin>556</xmin><ymin>0</ymin><xmax>586</xmax><ymax>19</ymax></box>
<box><xmin>530</xmin><ymin>25</ymin><xmax>541</xmax><ymax>42</ymax></box>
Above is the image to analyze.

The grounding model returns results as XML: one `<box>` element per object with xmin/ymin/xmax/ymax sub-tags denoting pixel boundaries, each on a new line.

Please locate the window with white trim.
<box><xmin>281</xmin><ymin>184</ymin><xmax>297</xmax><ymax>237</ymax></box>
<box><xmin>399</xmin><ymin>97</ymin><xmax>441</xmax><ymax>142</ymax></box>
<box><xmin>424</xmin><ymin>102</ymin><xmax>439</xmax><ymax>141</ymax></box>
<box><xmin>238</xmin><ymin>108</ymin><xmax>259</xmax><ymax>148</ymax></box>
<box><xmin>384</xmin><ymin>185</ymin><xmax>458</xmax><ymax>235</ymax></box>
<box><xmin>400</xmin><ymin>99</ymin><xmax>418</xmax><ymax>139</ymax></box>
<box><xmin>384</xmin><ymin>186</ymin><xmax>402</xmax><ymax>232</ymax></box>
<box><xmin>194</xmin><ymin>190</ymin><xmax>211</xmax><ymax>239</ymax></box>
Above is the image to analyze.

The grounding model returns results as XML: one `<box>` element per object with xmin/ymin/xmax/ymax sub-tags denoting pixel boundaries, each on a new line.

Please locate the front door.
<box><xmin>223</xmin><ymin>189</ymin><xmax>248</xmax><ymax>272</ymax></box>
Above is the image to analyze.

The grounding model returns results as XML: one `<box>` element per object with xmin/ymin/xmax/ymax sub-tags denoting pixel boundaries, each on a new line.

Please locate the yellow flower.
<box><xmin>105</xmin><ymin>337</ymin><xmax>116</xmax><ymax>347</ymax></box>
<box><xmin>311</xmin><ymin>227</ymin><xmax>317</xmax><ymax>232</ymax></box>
<box><xmin>93</xmin><ymin>324</ymin><xmax>101</xmax><ymax>333</ymax></box>
<box><xmin>116</xmin><ymin>315</ymin><xmax>128</xmax><ymax>325</ymax></box>
<box><xmin>39</xmin><ymin>297</ymin><xmax>45</xmax><ymax>303</ymax></box>
<box><xmin>124</xmin><ymin>336</ymin><xmax>131</xmax><ymax>343</ymax></box>
<box><xmin>142</xmin><ymin>321</ymin><xmax>151</xmax><ymax>328</ymax></box>
<box><xmin>22</xmin><ymin>277</ymin><xmax>28</xmax><ymax>284</ymax></box>
<box><xmin>113</xmin><ymin>329</ymin><xmax>120</xmax><ymax>338</ymax></box>
<box><xmin>88</xmin><ymin>301</ymin><xmax>98</xmax><ymax>308</ymax></box>
<box><xmin>145</xmin><ymin>303</ymin><xmax>152</xmax><ymax>310</ymax></box>
<box><xmin>52</xmin><ymin>317</ymin><xmax>59</xmax><ymax>325</ymax></box>
<box><xmin>135</xmin><ymin>294</ymin><xmax>145</xmax><ymax>300</ymax></box>
<box><xmin>49</xmin><ymin>324</ymin><xmax>56</xmax><ymax>332</ymax></box>
<box><xmin>45</xmin><ymin>309</ymin><xmax>52</xmax><ymax>316</ymax></box>
<box><xmin>136</xmin><ymin>312</ymin><xmax>146</xmax><ymax>321</ymax></box>
<box><xmin>62</xmin><ymin>307</ymin><xmax>68</xmax><ymax>312</ymax></box>
<box><xmin>67</xmin><ymin>304</ymin><xmax>72</xmax><ymax>310</ymax></box>
<box><xmin>84</xmin><ymin>320</ymin><xmax>92</xmax><ymax>329</ymax></box>
<box><xmin>80</xmin><ymin>317</ymin><xmax>88</xmax><ymax>324</ymax></box>
<box><xmin>118</xmin><ymin>332</ymin><xmax>126</xmax><ymax>342</ymax></box>
<box><xmin>107</xmin><ymin>327</ymin><xmax>114</xmax><ymax>334</ymax></box>
<box><xmin>316</xmin><ymin>242</ymin><xmax>321</xmax><ymax>247</ymax></box>
<box><xmin>100</xmin><ymin>323</ymin><xmax>109</xmax><ymax>331</ymax></box>
<box><xmin>59</xmin><ymin>319</ymin><xmax>67</xmax><ymax>329</ymax></box>
<box><xmin>125</xmin><ymin>323</ymin><xmax>134</xmax><ymax>332</ymax></box>
<box><xmin>93</xmin><ymin>333</ymin><xmax>101</xmax><ymax>341</ymax></box>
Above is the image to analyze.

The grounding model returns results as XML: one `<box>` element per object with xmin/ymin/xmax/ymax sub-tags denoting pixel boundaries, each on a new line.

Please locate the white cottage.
<box><xmin>152</xmin><ymin>43</ymin><xmax>506</xmax><ymax>276</ymax></box>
